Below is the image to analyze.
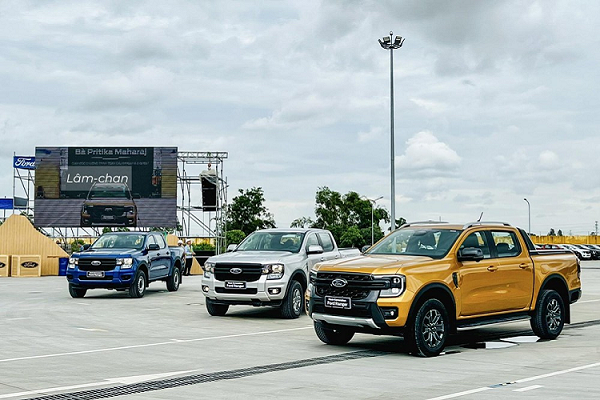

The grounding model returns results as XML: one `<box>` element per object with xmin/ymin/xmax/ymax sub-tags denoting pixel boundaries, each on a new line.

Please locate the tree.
<box><xmin>226</xmin><ymin>187</ymin><xmax>276</xmax><ymax>235</ymax></box>
<box><xmin>557</xmin><ymin>229</ymin><xmax>563</xmax><ymax>236</ymax></box>
<box><xmin>548</xmin><ymin>228</ymin><xmax>556</xmax><ymax>236</ymax></box>
<box><xmin>294</xmin><ymin>186</ymin><xmax>394</xmax><ymax>248</ymax></box>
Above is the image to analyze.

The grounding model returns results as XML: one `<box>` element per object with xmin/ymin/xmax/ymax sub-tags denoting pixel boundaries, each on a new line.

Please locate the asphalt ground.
<box><xmin>1</xmin><ymin>262</ymin><xmax>599</xmax><ymax>400</ymax></box>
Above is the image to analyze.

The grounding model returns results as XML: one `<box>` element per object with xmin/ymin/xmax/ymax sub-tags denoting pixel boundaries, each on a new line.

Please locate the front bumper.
<box><xmin>201</xmin><ymin>274</ymin><xmax>288</xmax><ymax>305</ymax></box>
<box><xmin>66</xmin><ymin>268</ymin><xmax>135</xmax><ymax>289</ymax></box>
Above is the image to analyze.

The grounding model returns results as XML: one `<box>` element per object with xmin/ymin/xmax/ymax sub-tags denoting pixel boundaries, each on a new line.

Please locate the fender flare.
<box><xmin>407</xmin><ymin>283</ymin><xmax>457</xmax><ymax>330</ymax></box>
<box><xmin>537</xmin><ymin>273</ymin><xmax>571</xmax><ymax>323</ymax></box>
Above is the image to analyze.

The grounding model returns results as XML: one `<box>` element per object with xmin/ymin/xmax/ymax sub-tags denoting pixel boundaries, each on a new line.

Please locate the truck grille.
<box><xmin>78</xmin><ymin>258</ymin><xmax>117</xmax><ymax>271</ymax></box>
<box><xmin>215</xmin><ymin>287</ymin><xmax>258</xmax><ymax>295</ymax></box>
<box><xmin>214</xmin><ymin>263</ymin><xmax>262</xmax><ymax>282</ymax></box>
<box><xmin>314</xmin><ymin>272</ymin><xmax>388</xmax><ymax>300</ymax></box>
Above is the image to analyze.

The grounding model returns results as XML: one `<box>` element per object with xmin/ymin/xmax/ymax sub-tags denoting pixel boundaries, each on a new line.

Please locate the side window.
<box><xmin>146</xmin><ymin>235</ymin><xmax>157</xmax><ymax>248</ymax></box>
<box><xmin>460</xmin><ymin>232</ymin><xmax>491</xmax><ymax>259</ymax></box>
<box><xmin>317</xmin><ymin>233</ymin><xmax>334</xmax><ymax>252</ymax></box>
<box><xmin>154</xmin><ymin>234</ymin><xmax>167</xmax><ymax>249</ymax></box>
<box><xmin>491</xmin><ymin>231</ymin><xmax>521</xmax><ymax>258</ymax></box>
<box><xmin>305</xmin><ymin>234</ymin><xmax>319</xmax><ymax>250</ymax></box>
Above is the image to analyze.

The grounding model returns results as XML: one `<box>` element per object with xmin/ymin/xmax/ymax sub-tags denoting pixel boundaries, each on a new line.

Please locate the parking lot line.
<box><xmin>513</xmin><ymin>384</ymin><xmax>543</xmax><ymax>392</ymax></box>
<box><xmin>0</xmin><ymin>326</ymin><xmax>312</xmax><ymax>364</ymax></box>
<box><xmin>427</xmin><ymin>362</ymin><xmax>600</xmax><ymax>399</ymax></box>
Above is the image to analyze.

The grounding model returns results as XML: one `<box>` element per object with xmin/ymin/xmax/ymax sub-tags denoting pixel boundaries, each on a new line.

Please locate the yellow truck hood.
<box><xmin>315</xmin><ymin>254</ymin><xmax>435</xmax><ymax>275</ymax></box>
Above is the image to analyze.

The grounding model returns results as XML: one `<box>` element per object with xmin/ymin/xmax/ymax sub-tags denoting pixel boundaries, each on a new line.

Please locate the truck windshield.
<box><xmin>367</xmin><ymin>228</ymin><xmax>462</xmax><ymax>259</ymax></box>
<box><xmin>88</xmin><ymin>185</ymin><xmax>131</xmax><ymax>199</ymax></box>
<box><xmin>236</xmin><ymin>232</ymin><xmax>305</xmax><ymax>253</ymax></box>
<box><xmin>91</xmin><ymin>234</ymin><xmax>145</xmax><ymax>250</ymax></box>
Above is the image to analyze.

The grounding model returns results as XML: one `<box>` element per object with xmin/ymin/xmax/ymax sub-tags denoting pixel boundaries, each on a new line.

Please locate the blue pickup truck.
<box><xmin>66</xmin><ymin>232</ymin><xmax>185</xmax><ymax>298</ymax></box>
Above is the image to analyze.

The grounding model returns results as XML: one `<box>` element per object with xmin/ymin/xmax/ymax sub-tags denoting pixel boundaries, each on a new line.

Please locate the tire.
<box><xmin>531</xmin><ymin>289</ymin><xmax>565</xmax><ymax>339</ymax></box>
<box><xmin>68</xmin><ymin>284</ymin><xmax>87</xmax><ymax>298</ymax></box>
<box><xmin>206</xmin><ymin>298</ymin><xmax>229</xmax><ymax>316</ymax></box>
<box><xmin>129</xmin><ymin>269</ymin><xmax>146</xmax><ymax>298</ymax></box>
<box><xmin>314</xmin><ymin>321</ymin><xmax>355</xmax><ymax>345</ymax></box>
<box><xmin>166</xmin><ymin>266</ymin><xmax>181</xmax><ymax>292</ymax></box>
<box><xmin>280</xmin><ymin>280</ymin><xmax>303</xmax><ymax>319</ymax></box>
<box><xmin>406</xmin><ymin>298</ymin><xmax>449</xmax><ymax>357</ymax></box>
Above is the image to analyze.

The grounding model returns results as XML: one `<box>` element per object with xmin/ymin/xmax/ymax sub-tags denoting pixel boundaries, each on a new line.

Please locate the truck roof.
<box><xmin>254</xmin><ymin>228</ymin><xmax>331</xmax><ymax>234</ymax></box>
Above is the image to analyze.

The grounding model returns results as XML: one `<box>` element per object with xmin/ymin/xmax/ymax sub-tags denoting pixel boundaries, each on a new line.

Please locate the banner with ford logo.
<box><xmin>14</xmin><ymin>156</ymin><xmax>35</xmax><ymax>170</ymax></box>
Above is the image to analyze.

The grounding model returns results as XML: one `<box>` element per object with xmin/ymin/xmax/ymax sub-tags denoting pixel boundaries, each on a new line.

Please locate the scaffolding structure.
<box><xmin>177</xmin><ymin>151</ymin><xmax>228</xmax><ymax>253</ymax></box>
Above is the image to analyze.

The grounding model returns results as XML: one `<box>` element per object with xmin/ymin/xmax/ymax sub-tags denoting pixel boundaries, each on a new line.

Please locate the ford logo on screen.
<box><xmin>21</xmin><ymin>261</ymin><xmax>38</xmax><ymax>269</ymax></box>
<box><xmin>13</xmin><ymin>156</ymin><xmax>35</xmax><ymax>170</ymax></box>
<box><xmin>230</xmin><ymin>267</ymin><xmax>242</xmax><ymax>275</ymax></box>
<box><xmin>91</xmin><ymin>261</ymin><xmax>101</xmax><ymax>266</ymax></box>
<box><xmin>331</xmin><ymin>278</ymin><xmax>348</xmax><ymax>288</ymax></box>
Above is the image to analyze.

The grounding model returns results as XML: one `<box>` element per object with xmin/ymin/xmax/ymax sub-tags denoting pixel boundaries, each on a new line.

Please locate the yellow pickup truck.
<box><xmin>307</xmin><ymin>221</ymin><xmax>582</xmax><ymax>357</ymax></box>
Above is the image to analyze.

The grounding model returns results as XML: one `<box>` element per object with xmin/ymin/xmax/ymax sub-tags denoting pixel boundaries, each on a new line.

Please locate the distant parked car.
<box><xmin>561</xmin><ymin>244</ymin><xmax>591</xmax><ymax>260</ymax></box>
<box><xmin>578</xmin><ymin>244</ymin><xmax>600</xmax><ymax>260</ymax></box>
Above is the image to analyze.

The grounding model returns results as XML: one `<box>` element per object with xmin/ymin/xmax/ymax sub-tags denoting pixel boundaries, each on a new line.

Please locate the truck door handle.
<box><xmin>320</xmin><ymin>257</ymin><xmax>325</xmax><ymax>261</ymax></box>
<box><xmin>157</xmin><ymin>253</ymin><xmax>161</xmax><ymax>256</ymax></box>
<box><xmin>487</xmin><ymin>265</ymin><xmax>498</xmax><ymax>272</ymax></box>
<box><xmin>519</xmin><ymin>263</ymin><xmax>529</xmax><ymax>269</ymax></box>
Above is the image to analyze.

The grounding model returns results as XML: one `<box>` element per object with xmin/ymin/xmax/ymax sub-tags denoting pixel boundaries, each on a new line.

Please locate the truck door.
<box><xmin>146</xmin><ymin>235</ymin><xmax>164</xmax><ymax>280</ymax></box>
<box><xmin>457</xmin><ymin>231</ymin><xmax>500</xmax><ymax>316</ymax></box>
<box><xmin>153</xmin><ymin>234</ymin><xmax>171</xmax><ymax>278</ymax></box>
<box><xmin>317</xmin><ymin>232</ymin><xmax>340</xmax><ymax>262</ymax></box>
<box><xmin>305</xmin><ymin>233</ymin><xmax>322</xmax><ymax>271</ymax></box>
<box><xmin>487</xmin><ymin>230</ymin><xmax>534</xmax><ymax>311</ymax></box>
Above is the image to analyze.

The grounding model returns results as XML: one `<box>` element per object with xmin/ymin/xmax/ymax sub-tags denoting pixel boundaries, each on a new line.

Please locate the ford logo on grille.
<box><xmin>331</xmin><ymin>278</ymin><xmax>347</xmax><ymax>288</ymax></box>
<box><xmin>21</xmin><ymin>261</ymin><xmax>38</xmax><ymax>269</ymax></box>
<box><xmin>230</xmin><ymin>267</ymin><xmax>242</xmax><ymax>274</ymax></box>
<box><xmin>91</xmin><ymin>261</ymin><xmax>102</xmax><ymax>266</ymax></box>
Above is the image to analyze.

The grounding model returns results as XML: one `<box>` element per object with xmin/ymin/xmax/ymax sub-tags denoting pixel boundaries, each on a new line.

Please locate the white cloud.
<box><xmin>395</xmin><ymin>131</ymin><xmax>461</xmax><ymax>174</ymax></box>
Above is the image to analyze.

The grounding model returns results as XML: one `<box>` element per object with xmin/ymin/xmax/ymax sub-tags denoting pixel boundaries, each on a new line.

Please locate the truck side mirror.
<box><xmin>226</xmin><ymin>244</ymin><xmax>238</xmax><ymax>252</ymax></box>
<box><xmin>361</xmin><ymin>245</ymin><xmax>371</xmax><ymax>254</ymax></box>
<box><xmin>148</xmin><ymin>243</ymin><xmax>160</xmax><ymax>251</ymax></box>
<box><xmin>307</xmin><ymin>244</ymin><xmax>324</xmax><ymax>255</ymax></box>
<box><xmin>83</xmin><ymin>244</ymin><xmax>91</xmax><ymax>250</ymax></box>
<box><xmin>457</xmin><ymin>247</ymin><xmax>484</xmax><ymax>262</ymax></box>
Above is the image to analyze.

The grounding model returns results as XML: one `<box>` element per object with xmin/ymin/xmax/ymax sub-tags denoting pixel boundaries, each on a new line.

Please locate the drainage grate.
<box><xmin>24</xmin><ymin>350</ymin><xmax>386</xmax><ymax>400</ymax></box>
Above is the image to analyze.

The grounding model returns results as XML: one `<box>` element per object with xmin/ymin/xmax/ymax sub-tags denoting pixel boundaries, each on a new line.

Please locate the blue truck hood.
<box><xmin>74</xmin><ymin>249</ymin><xmax>141</xmax><ymax>258</ymax></box>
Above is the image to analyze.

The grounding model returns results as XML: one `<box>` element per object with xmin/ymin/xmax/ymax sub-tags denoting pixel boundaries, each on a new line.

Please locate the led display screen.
<box><xmin>34</xmin><ymin>147</ymin><xmax>177</xmax><ymax>228</ymax></box>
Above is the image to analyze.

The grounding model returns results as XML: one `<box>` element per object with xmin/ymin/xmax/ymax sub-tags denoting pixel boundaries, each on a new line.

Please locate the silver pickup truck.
<box><xmin>201</xmin><ymin>228</ymin><xmax>360</xmax><ymax>318</ymax></box>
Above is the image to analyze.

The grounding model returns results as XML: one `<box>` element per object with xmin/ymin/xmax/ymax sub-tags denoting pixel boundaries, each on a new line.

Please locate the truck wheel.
<box><xmin>406</xmin><ymin>298</ymin><xmax>449</xmax><ymax>357</ymax></box>
<box><xmin>68</xmin><ymin>284</ymin><xmax>87</xmax><ymax>298</ymax></box>
<box><xmin>166</xmin><ymin>267</ymin><xmax>181</xmax><ymax>292</ymax></box>
<box><xmin>280</xmin><ymin>280</ymin><xmax>303</xmax><ymax>319</ymax></box>
<box><xmin>314</xmin><ymin>321</ymin><xmax>355</xmax><ymax>345</ymax></box>
<box><xmin>206</xmin><ymin>298</ymin><xmax>229</xmax><ymax>316</ymax></box>
<box><xmin>129</xmin><ymin>270</ymin><xmax>146</xmax><ymax>298</ymax></box>
<box><xmin>531</xmin><ymin>289</ymin><xmax>565</xmax><ymax>339</ymax></box>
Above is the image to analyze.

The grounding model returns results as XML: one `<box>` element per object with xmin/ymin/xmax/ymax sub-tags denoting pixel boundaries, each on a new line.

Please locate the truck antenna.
<box><xmin>477</xmin><ymin>212</ymin><xmax>483</xmax><ymax>222</ymax></box>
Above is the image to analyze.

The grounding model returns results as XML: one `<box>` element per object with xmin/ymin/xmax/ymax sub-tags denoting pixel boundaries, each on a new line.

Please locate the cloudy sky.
<box><xmin>1</xmin><ymin>0</ymin><xmax>600</xmax><ymax>236</ymax></box>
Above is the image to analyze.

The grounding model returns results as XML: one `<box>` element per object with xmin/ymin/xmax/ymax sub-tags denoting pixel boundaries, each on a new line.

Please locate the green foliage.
<box><xmin>296</xmin><ymin>186</ymin><xmax>396</xmax><ymax>248</ymax></box>
<box><xmin>226</xmin><ymin>187</ymin><xmax>276</xmax><ymax>235</ymax></box>
<box><xmin>340</xmin><ymin>226</ymin><xmax>363</xmax><ymax>248</ymax></box>
<box><xmin>548</xmin><ymin>228</ymin><xmax>556</xmax><ymax>236</ymax></box>
<box><xmin>193</xmin><ymin>242</ymin><xmax>215</xmax><ymax>252</ymax></box>
<box><xmin>70</xmin><ymin>239</ymin><xmax>86</xmax><ymax>253</ymax></box>
<box><xmin>226</xmin><ymin>230</ymin><xmax>246</xmax><ymax>246</ymax></box>
<box><xmin>102</xmin><ymin>227</ymin><xmax>130</xmax><ymax>233</ymax></box>
<box><xmin>557</xmin><ymin>229</ymin><xmax>563</xmax><ymax>236</ymax></box>
<box><xmin>290</xmin><ymin>217</ymin><xmax>315</xmax><ymax>228</ymax></box>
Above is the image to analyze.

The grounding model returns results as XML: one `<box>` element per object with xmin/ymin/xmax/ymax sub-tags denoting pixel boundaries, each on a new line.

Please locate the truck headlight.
<box><xmin>262</xmin><ymin>264</ymin><xmax>284</xmax><ymax>280</ymax></box>
<box><xmin>116</xmin><ymin>258</ymin><xmax>133</xmax><ymax>268</ymax></box>
<box><xmin>204</xmin><ymin>262</ymin><xmax>215</xmax><ymax>278</ymax></box>
<box><xmin>68</xmin><ymin>257</ymin><xmax>78</xmax><ymax>268</ymax></box>
<box><xmin>378</xmin><ymin>275</ymin><xmax>406</xmax><ymax>298</ymax></box>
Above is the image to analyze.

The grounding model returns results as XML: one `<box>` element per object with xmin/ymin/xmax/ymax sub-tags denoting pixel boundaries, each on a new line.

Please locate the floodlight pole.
<box><xmin>364</xmin><ymin>196</ymin><xmax>384</xmax><ymax>246</ymax></box>
<box><xmin>379</xmin><ymin>31</ymin><xmax>404</xmax><ymax>232</ymax></box>
<box><xmin>524</xmin><ymin>198</ymin><xmax>531</xmax><ymax>235</ymax></box>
